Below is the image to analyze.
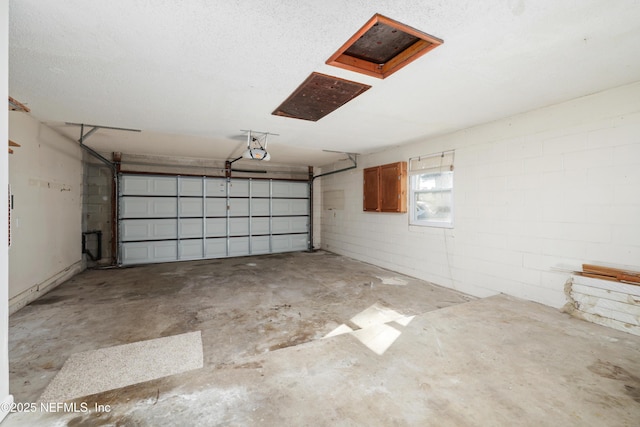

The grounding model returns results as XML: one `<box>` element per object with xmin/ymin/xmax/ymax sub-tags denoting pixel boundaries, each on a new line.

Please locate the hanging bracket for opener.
<box><xmin>312</xmin><ymin>150</ymin><xmax>358</xmax><ymax>180</ymax></box>
<box><xmin>66</xmin><ymin>122</ymin><xmax>141</xmax><ymax>169</ymax></box>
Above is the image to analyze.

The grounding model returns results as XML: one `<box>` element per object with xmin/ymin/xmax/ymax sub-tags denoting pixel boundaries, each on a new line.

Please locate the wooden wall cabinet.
<box><xmin>363</xmin><ymin>161</ymin><xmax>407</xmax><ymax>213</ymax></box>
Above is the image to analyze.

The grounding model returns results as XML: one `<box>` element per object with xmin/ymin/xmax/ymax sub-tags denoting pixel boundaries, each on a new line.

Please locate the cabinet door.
<box><xmin>363</xmin><ymin>166</ymin><xmax>380</xmax><ymax>211</ymax></box>
<box><xmin>380</xmin><ymin>162</ymin><xmax>407</xmax><ymax>212</ymax></box>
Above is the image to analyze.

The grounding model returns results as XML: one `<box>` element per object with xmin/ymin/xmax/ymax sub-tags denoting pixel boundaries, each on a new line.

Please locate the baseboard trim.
<box><xmin>0</xmin><ymin>394</ymin><xmax>14</xmax><ymax>423</ymax></box>
<box><xmin>9</xmin><ymin>260</ymin><xmax>83</xmax><ymax>315</ymax></box>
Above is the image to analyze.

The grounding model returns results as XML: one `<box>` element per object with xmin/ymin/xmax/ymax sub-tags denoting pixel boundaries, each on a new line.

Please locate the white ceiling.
<box><xmin>9</xmin><ymin>1</ymin><xmax>640</xmax><ymax>167</ymax></box>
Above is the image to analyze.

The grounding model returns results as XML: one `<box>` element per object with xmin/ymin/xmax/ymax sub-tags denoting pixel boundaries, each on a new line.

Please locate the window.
<box><xmin>409</xmin><ymin>151</ymin><xmax>454</xmax><ymax>227</ymax></box>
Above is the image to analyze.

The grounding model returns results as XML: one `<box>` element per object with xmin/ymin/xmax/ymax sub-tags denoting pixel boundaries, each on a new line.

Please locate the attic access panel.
<box><xmin>272</xmin><ymin>72</ymin><xmax>371</xmax><ymax>122</ymax></box>
<box><xmin>326</xmin><ymin>14</ymin><xmax>443</xmax><ymax>79</ymax></box>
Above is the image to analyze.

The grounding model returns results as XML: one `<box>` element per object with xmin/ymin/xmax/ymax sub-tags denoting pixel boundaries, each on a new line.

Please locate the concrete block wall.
<box><xmin>320</xmin><ymin>81</ymin><xmax>640</xmax><ymax>308</ymax></box>
<box><xmin>82</xmin><ymin>159</ymin><xmax>113</xmax><ymax>265</ymax></box>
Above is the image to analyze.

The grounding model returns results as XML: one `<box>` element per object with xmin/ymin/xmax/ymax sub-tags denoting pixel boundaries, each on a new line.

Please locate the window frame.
<box><xmin>408</xmin><ymin>151</ymin><xmax>455</xmax><ymax>228</ymax></box>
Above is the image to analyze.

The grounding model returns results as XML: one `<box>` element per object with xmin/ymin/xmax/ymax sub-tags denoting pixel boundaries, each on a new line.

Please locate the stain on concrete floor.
<box><xmin>5</xmin><ymin>251</ymin><xmax>640</xmax><ymax>426</ymax></box>
<box><xmin>8</xmin><ymin>251</ymin><xmax>472</xmax><ymax>404</ymax></box>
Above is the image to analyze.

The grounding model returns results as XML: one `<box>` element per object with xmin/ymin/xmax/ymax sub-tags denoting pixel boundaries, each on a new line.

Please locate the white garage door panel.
<box><xmin>229</xmin><ymin>237</ymin><xmax>249</xmax><ymax>256</ymax></box>
<box><xmin>251</xmin><ymin>236</ymin><xmax>270</xmax><ymax>254</ymax></box>
<box><xmin>119</xmin><ymin>175</ymin><xmax>309</xmax><ymax>265</ymax></box>
<box><xmin>180</xmin><ymin>177</ymin><xmax>203</xmax><ymax>196</ymax></box>
<box><xmin>251</xmin><ymin>217</ymin><xmax>270</xmax><ymax>234</ymax></box>
<box><xmin>272</xmin><ymin>217</ymin><xmax>308</xmax><ymax>234</ymax></box>
<box><xmin>206</xmin><ymin>198</ymin><xmax>227</xmax><ymax>216</ymax></box>
<box><xmin>291</xmin><ymin>235</ymin><xmax>309</xmax><ymax>251</ymax></box>
<box><xmin>229</xmin><ymin>180</ymin><xmax>249</xmax><ymax>197</ymax></box>
<box><xmin>120</xmin><ymin>243</ymin><xmax>153</xmax><ymax>264</ymax></box>
<box><xmin>229</xmin><ymin>199</ymin><xmax>249</xmax><ymax>216</ymax></box>
<box><xmin>206</xmin><ymin>238</ymin><xmax>227</xmax><ymax>258</ymax></box>
<box><xmin>229</xmin><ymin>218</ymin><xmax>249</xmax><ymax>236</ymax></box>
<box><xmin>291</xmin><ymin>235</ymin><xmax>308</xmax><ymax>251</ymax></box>
<box><xmin>180</xmin><ymin>219</ymin><xmax>203</xmax><ymax>238</ymax></box>
<box><xmin>252</xmin><ymin>181</ymin><xmax>270</xmax><ymax>197</ymax></box>
<box><xmin>272</xmin><ymin>235</ymin><xmax>307</xmax><ymax>252</ymax></box>
<box><xmin>121</xmin><ymin>241</ymin><xmax>178</xmax><ymax>264</ymax></box>
<box><xmin>273</xmin><ymin>181</ymin><xmax>308</xmax><ymax>198</ymax></box>
<box><xmin>121</xmin><ymin>175</ymin><xmax>177</xmax><ymax>196</ymax></box>
<box><xmin>180</xmin><ymin>240</ymin><xmax>204</xmax><ymax>260</ymax></box>
<box><xmin>206</xmin><ymin>178</ymin><xmax>227</xmax><ymax>196</ymax></box>
<box><xmin>252</xmin><ymin>199</ymin><xmax>269</xmax><ymax>215</ymax></box>
<box><xmin>121</xmin><ymin>197</ymin><xmax>177</xmax><ymax>218</ymax></box>
<box><xmin>272</xmin><ymin>199</ymin><xmax>308</xmax><ymax>216</ymax></box>
<box><xmin>180</xmin><ymin>198</ymin><xmax>203</xmax><ymax>217</ymax></box>
<box><xmin>121</xmin><ymin>219</ymin><xmax>176</xmax><ymax>241</ymax></box>
<box><xmin>153</xmin><ymin>241</ymin><xmax>178</xmax><ymax>260</ymax></box>
<box><xmin>206</xmin><ymin>218</ymin><xmax>226</xmax><ymax>237</ymax></box>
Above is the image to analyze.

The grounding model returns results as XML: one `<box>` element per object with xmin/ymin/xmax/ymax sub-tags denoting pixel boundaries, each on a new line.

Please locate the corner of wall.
<box><xmin>8</xmin><ymin>260</ymin><xmax>83</xmax><ymax>315</ymax></box>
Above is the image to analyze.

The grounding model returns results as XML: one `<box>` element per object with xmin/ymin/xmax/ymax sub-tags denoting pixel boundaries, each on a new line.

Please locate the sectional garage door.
<box><xmin>118</xmin><ymin>174</ymin><xmax>309</xmax><ymax>265</ymax></box>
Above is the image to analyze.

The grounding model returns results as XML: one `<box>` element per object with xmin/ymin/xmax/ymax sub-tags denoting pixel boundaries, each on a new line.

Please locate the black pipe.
<box><xmin>82</xmin><ymin>230</ymin><xmax>103</xmax><ymax>261</ymax></box>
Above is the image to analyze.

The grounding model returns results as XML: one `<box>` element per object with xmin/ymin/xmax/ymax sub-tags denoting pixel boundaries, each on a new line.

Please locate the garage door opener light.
<box><xmin>241</xmin><ymin>130</ymin><xmax>277</xmax><ymax>161</ymax></box>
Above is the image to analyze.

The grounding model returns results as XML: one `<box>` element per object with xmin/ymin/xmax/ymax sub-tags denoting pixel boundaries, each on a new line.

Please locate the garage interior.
<box><xmin>2</xmin><ymin>1</ymin><xmax>640</xmax><ymax>426</ymax></box>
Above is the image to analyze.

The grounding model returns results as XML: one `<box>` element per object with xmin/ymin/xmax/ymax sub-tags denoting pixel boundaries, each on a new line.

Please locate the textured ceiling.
<box><xmin>9</xmin><ymin>0</ymin><xmax>640</xmax><ymax>167</ymax></box>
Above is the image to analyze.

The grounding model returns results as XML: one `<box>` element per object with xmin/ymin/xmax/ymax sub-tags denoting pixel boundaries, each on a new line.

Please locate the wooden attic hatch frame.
<box><xmin>326</xmin><ymin>14</ymin><xmax>443</xmax><ymax>79</ymax></box>
<box><xmin>272</xmin><ymin>72</ymin><xmax>371</xmax><ymax>122</ymax></box>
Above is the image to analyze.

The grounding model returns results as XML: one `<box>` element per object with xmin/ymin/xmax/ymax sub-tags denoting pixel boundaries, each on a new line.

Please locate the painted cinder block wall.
<box><xmin>320</xmin><ymin>81</ymin><xmax>640</xmax><ymax>308</ymax></box>
<box><xmin>83</xmin><ymin>159</ymin><xmax>113</xmax><ymax>266</ymax></box>
<box><xmin>8</xmin><ymin>112</ymin><xmax>83</xmax><ymax>313</ymax></box>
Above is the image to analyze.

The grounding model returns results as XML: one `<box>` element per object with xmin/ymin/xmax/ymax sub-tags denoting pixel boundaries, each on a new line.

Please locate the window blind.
<box><xmin>409</xmin><ymin>150</ymin><xmax>455</xmax><ymax>175</ymax></box>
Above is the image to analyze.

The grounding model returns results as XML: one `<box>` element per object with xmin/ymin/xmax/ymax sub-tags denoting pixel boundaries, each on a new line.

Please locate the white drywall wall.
<box><xmin>320</xmin><ymin>81</ymin><xmax>640</xmax><ymax>308</ymax></box>
<box><xmin>1</xmin><ymin>0</ymin><xmax>12</xmax><ymax>421</ymax></box>
<box><xmin>8</xmin><ymin>113</ymin><xmax>83</xmax><ymax>312</ymax></box>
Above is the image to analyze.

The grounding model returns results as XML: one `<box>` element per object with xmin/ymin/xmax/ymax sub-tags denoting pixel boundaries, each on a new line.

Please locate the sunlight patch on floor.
<box><xmin>323</xmin><ymin>304</ymin><xmax>414</xmax><ymax>355</ymax></box>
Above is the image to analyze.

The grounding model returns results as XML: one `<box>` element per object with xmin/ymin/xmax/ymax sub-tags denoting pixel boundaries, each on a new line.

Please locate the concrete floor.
<box><xmin>4</xmin><ymin>251</ymin><xmax>640</xmax><ymax>426</ymax></box>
